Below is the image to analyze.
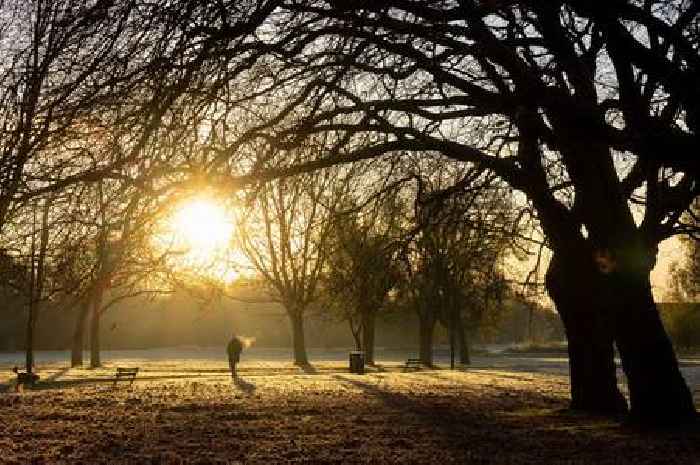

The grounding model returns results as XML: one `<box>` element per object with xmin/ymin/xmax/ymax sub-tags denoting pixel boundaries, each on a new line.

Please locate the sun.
<box><xmin>159</xmin><ymin>195</ymin><xmax>241</xmax><ymax>282</ymax></box>
<box><xmin>171</xmin><ymin>197</ymin><xmax>233</xmax><ymax>254</ymax></box>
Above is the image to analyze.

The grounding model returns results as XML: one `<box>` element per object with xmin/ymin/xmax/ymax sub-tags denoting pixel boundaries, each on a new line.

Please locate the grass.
<box><xmin>1</xmin><ymin>363</ymin><xmax>699</xmax><ymax>464</ymax></box>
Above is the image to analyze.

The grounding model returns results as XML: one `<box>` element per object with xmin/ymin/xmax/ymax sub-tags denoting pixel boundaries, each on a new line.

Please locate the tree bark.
<box><xmin>610</xmin><ymin>267</ymin><xmax>697</xmax><ymax>424</ymax></box>
<box><xmin>548</xmin><ymin>245</ymin><xmax>697</xmax><ymax>424</ymax></box>
<box><xmin>546</xmin><ymin>253</ymin><xmax>628</xmax><ymax>415</ymax></box>
<box><xmin>418</xmin><ymin>314</ymin><xmax>435</xmax><ymax>366</ymax></box>
<box><xmin>288</xmin><ymin>310</ymin><xmax>309</xmax><ymax>366</ymax></box>
<box><xmin>361</xmin><ymin>309</ymin><xmax>376</xmax><ymax>365</ymax></box>
<box><xmin>71</xmin><ymin>301</ymin><xmax>90</xmax><ymax>367</ymax></box>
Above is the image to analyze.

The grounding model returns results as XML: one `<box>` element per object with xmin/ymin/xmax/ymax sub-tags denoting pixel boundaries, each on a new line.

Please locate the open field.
<box><xmin>1</xmin><ymin>349</ymin><xmax>700</xmax><ymax>464</ymax></box>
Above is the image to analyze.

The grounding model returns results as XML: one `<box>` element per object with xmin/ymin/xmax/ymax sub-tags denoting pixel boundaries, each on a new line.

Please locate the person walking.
<box><xmin>227</xmin><ymin>335</ymin><xmax>244</xmax><ymax>379</ymax></box>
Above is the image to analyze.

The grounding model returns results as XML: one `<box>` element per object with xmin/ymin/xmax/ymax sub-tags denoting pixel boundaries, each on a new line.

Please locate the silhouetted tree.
<box><xmin>402</xmin><ymin>169</ymin><xmax>517</xmax><ymax>365</ymax></box>
<box><xmin>234</xmin><ymin>164</ymin><xmax>345</xmax><ymax>365</ymax></box>
<box><xmin>322</xmin><ymin>194</ymin><xmax>402</xmax><ymax>364</ymax></box>
<box><xmin>206</xmin><ymin>0</ymin><xmax>698</xmax><ymax>424</ymax></box>
<box><xmin>2</xmin><ymin>193</ymin><xmax>77</xmax><ymax>374</ymax></box>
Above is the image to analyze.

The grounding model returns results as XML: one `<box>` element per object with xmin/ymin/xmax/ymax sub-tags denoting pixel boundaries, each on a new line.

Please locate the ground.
<box><xmin>1</xmin><ymin>349</ymin><xmax>699</xmax><ymax>464</ymax></box>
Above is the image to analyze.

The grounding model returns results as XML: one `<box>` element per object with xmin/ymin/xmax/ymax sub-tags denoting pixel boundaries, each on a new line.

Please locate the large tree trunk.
<box><xmin>361</xmin><ymin>309</ymin><xmax>376</xmax><ymax>365</ymax></box>
<box><xmin>546</xmin><ymin>253</ymin><xmax>627</xmax><ymax>415</ymax></box>
<box><xmin>288</xmin><ymin>310</ymin><xmax>309</xmax><ymax>366</ymax></box>
<box><xmin>548</xmin><ymin>248</ymin><xmax>697</xmax><ymax>424</ymax></box>
<box><xmin>541</xmin><ymin>105</ymin><xmax>696</xmax><ymax>424</ymax></box>
<box><xmin>610</xmin><ymin>266</ymin><xmax>696</xmax><ymax>424</ymax></box>
<box><xmin>89</xmin><ymin>286</ymin><xmax>104</xmax><ymax>369</ymax></box>
<box><xmin>71</xmin><ymin>301</ymin><xmax>90</xmax><ymax>367</ymax></box>
<box><xmin>418</xmin><ymin>314</ymin><xmax>435</xmax><ymax>367</ymax></box>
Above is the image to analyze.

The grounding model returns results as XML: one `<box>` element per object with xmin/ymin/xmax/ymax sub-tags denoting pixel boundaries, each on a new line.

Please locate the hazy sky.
<box><xmin>652</xmin><ymin>236</ymin><xmax>684</xmax><ymax>301</ymax></box>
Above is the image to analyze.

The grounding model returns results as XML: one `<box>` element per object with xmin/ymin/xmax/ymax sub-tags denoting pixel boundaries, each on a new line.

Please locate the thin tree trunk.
<box><xmin>25</xmin><ymin>203</ymin><xmax>37</xmax><ymax>375</ymax></box>
<box><xmin>449</xmin><ymin>308</ymin><xmax>455</xmax><ymax>370</ymax></box>
<box><xmin>349</xmin><ymin>315</ymin><xmax>362</xmax><ymax>351</ymax></box>
<box><xmin>89</xmin><ymin>285</ymin><xmax>104</xmax><ymax>368</ymax></box>
<box><xmin>25</xmin><ymin>199</ymin><xmax>50</xmax><ymax>376</ymax></box>
<box><xmin>455</xmin><ymin>311</ymin><xmax>470</xmax><ymax>365</ymax></box>
<box><xmin>351</xmin><ymin>326</ymin><xmax>361</xmax><ymax>351</ymax></box>
<box><xmin>25</xmin><ymin>299</ymin><xmax>35</xmax><ymax>374</ymax></box>
<box><xmin>288</xmin><ymin>310</ymin><xmax>309</xmax><ymax>366</ymax></box>
<box><xmin>361</xmin><ymin>309</ymin><xmax>376</xmax><ymax>365</ymax></box>
<box><xmin>546</xmin><ymin>253</ymin><xmax>627</xmax><ymax>414</ymax></box>
<box><xmin>418</xmin><ymin>314</ymin><xmax>435</xmax><ymax>367</ymax></box>
<box><xmin>71</xmin><ymin>301</ymin><xmax>90</xmax><ymax>367</ymax></box>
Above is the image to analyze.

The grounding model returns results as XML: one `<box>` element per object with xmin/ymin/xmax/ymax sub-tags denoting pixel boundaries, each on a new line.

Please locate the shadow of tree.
<box><xmin>330</xmin><ymin>374</ymin><xmax>700</xmax><ymax>463</ymax></box>
<box><xmin>31</xmin><ymin>373</ymin><xmax>213</xmax><ymax>391</ymax></box>
<box><xmin>43</xmin><ymin>366</ymin><xmax>72</xmax><ymax>383</ymax></box>
<box><xmin>297</xmin><ymin>363</ymin><xmax>318</xmax><ymax>374</ymax></box>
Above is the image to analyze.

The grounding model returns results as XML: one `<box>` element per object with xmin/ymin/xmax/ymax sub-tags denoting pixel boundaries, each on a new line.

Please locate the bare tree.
<box><xmin>321</xmin><ymin>193</ymin><xmax>402</xmax><ymax>364</ymax></box>
<box><xmin>234</xmin><ymin>166</ymin><xmax>344</xmax><ymax>365</ymax></box>
<box><xmin>0</xmin><ymin>191</ymin><xmax>79</xmax><ymax>375</ymax></box>
<box><xmin>400</xmin><ymin>168</ymin><xmax>518</xmax><ymax>366</ymax></box>
<box><xmin>70</xmin><ymin>176</ymin><xmax>185</xmax><ymax>368</ymax></box>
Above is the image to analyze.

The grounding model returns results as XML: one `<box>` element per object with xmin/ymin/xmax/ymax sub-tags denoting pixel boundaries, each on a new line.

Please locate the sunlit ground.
<box><xmin>1</xmin><ymin>351</ymin><xmax>699</xmax><ymax>464</ymax></box>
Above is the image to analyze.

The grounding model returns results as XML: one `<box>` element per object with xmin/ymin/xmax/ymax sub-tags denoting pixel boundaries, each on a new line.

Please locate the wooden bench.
<box><xmin>403</xmin><ymin>358</ymin><xmax>423</xmax><ymax>371</ymax></box>
<box><xmin>113</xmin><ymin>367</ymin><xmax>139</xmax><ymax>386</ymax></box>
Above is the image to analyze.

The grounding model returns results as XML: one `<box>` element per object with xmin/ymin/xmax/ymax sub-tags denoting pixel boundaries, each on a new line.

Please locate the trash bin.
<box><xmin>349</xmin><ymin>351</ymin><xmax>365</xmax><ymax>374</ymax></box>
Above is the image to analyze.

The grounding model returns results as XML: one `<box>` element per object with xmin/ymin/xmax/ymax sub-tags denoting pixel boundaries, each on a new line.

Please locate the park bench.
<box><xmin>403</xmin><ymin>358</ymin><xmax>423</xmax><ymax>371</ymax></box>
<box><xmin>113</xmin><ymin>367</ymin><xmax>139</xmax><ymax>386</ymax></box>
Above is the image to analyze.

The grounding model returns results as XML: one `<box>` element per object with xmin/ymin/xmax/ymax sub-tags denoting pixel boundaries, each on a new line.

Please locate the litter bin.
<box><xmin>349</xmin><ymin>351</ymin><xmax>365</xmax><ymax>374</ymax></box>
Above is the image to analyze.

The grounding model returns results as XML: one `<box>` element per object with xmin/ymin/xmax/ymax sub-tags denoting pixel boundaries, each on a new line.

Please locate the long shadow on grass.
<box><xmin>332</xmin><ymin>373</ymin><xmax>557</xmax><ymax>435</ymax></box>
<box><xmin>0</xmin><ymin>366</ymin><xmax>72</xmax><ymax>393</ymax></box>
<box><xmin>426</xmin><ymin>370</ymin><xmax>570</xmax><ymax>389</ymax></box>
<box><xmin>298</xmin><ymin>363</ymin><xmax>318</xmax><ymax>374</ymax></box>
<box><xmin>331</xmin><ymin>374</ymin><xmax>700</xmax><ymax>464</ymax></box>
<box><xmin>31</xmin><ymin>373</ymin><xmax>214</xmax><ymax>391</ymax></box>
<box><xmin>233</xmin><ymin>376</ymin><xmax>256</xmax><ymax>395</ymax></box>
<box><xmin>43</xmin><ymin>366</ymin><xmax>72</xmax><ymax>382</ymax></box>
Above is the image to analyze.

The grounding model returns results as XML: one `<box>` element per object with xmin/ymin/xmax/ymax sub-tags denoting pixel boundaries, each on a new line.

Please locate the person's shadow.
<box><xmin>232</xmin><ymin>376</ymin><xmax>256</xmax><ymax>395</ymax></box>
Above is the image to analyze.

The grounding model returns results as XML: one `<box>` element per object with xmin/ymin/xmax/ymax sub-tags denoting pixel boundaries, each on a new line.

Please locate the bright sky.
<box><xmin>160</xmin><ymin>195</ymin><xmax>242</xmax><ymax>283</ymax></box>
<box><xmin>651</xmin><ymin>236</ymin><xmax>684</xmax><ymax>301</ymax></box>
<box><xmin>170</xmin><ymin>198</ymin><xmax>233</xmax><ymax>256</ymax></box>
<box><xmin>159</xmin><ymin>193</ymin><xmax>684</xmax><ymax>300</ymax></box>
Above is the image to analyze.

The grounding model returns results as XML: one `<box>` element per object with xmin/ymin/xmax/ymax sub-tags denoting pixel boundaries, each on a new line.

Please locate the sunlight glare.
<box><xmin>160</xmin><ymin>195</ymin><xmax>242</xmax><ymax>283</ymax></box>
<box><xmin>171</xmin><ymin>198</ymin><xmax>233</xmax><ymax>254</ymax></box>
